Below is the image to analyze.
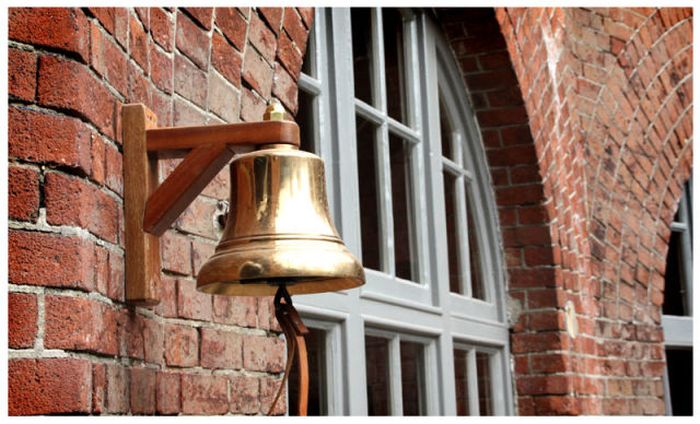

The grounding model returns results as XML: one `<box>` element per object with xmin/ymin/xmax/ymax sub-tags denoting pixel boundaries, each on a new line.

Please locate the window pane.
<box><xmin>666</xmin><ymin>348</ymin><xmax>693</xmax><ymax>415</ymax></box>
<box><xmin>439</xmin><ymin>96</ymin><xmax>454</xmax><ymax>160</ymax></box>
<box><xmin>297</xmin><ymin>89</ymin><xmax>316</xmax><ymax>154</ymax></box>
<box><xmin>453</xmin><ymin>349</ymin><xmax>470</xmax><ymax>416</ymax></box>
<box><xmin>466</xmin><ymin>184</ymin><xmax>485</xmax><ymax>300</ymax></box>
<box><xmin>663</xmin><ymin>229</ymin><xmax>688</xmax><ymax>316</ymax></box>
<box><xmin>400</xmin><ymin>341</ymin><xmax>425</xmax><ymax>415</ymax></box>
<box><xmin>365</xmin><ymin>336</ymin><xmax>391</xmax><ymax>416</ymax></box>
<box><xmin>356</xmin><ymin>116</ymin><xmax>382</xmax><ymax>271</ymax></box>
<box><xmin>444</xmin><ymin>172</ymin><xmax>462</xmax><ymax>293</ymax></box>
<box><xmin>289</xmin><ymin>328</ymin><xmax>326</xmax><ymax>415</ymax></box>
<box><xmin>390</xmin><ymin>134</ymin><xmax>416</xmax><ymax>281</ymax></box>
<box><xmin>476</xmin><ymin>352</ymin><xmax>493</xmax><ymax>416</ymax></box>
<box><xmin>383</xmin><ymin>8</ymin><xmax>406</xmax><ymax>123</ymax></box>
<box><xmin>351</xmin><ymin>8</ymin><xmax>374</xmax><ymax>106</ymax></box>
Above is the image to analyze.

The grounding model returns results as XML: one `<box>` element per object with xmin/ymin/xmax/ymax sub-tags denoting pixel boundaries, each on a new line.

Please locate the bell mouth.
<box><xmin>196</xmin><ymin>238</ymin><xmax>365</xmax><ymax>296</ymax></box>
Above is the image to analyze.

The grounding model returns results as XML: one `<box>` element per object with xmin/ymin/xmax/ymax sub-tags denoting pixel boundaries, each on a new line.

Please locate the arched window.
<box><xmin>290</xmin><ymin>8</ymin><xmax>513</xmax><ymax>415</ymax></box>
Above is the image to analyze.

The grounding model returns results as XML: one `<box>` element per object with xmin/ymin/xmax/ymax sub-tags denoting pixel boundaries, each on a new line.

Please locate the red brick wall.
<box><xmin>8</xmin><ymin>7</ymin><xmax>312</xmax><ymax>415</ymax></box>
<box><xmin>440</xmin><ymin>7</ymin><xmax>692</xmax><ymax>415</ymax></box>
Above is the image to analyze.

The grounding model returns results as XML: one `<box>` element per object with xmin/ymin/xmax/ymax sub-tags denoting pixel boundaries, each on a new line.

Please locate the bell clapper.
<box><xmin>267</xmin><ymin>284</ymin><xmax>310</xmax><ymax>416</ymax></box>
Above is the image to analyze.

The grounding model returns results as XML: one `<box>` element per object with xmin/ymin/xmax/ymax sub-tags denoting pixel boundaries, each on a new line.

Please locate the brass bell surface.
<box><xmin>196</xmin><ymin>145</ymin><xmax>365</xmax><ymax>296</ymax></box>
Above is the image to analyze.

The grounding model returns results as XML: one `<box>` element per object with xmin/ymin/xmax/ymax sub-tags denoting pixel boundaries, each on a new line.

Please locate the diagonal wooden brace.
<box><xmin>122</xmin><ymin>103</ymin><xmax>299</xmax><ymax>305</ymax></box>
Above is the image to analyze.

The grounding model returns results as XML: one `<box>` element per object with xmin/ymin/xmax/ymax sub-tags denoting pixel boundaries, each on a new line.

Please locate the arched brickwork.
<box><xmin>440</xmin><ymin>7</ymin><xmax>692</xmax><ymax>416</ymax></box>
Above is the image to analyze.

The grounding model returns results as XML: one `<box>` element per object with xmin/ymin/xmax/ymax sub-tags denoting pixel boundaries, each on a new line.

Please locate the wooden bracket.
<box><xmin>122</xmin><ymin>103</ymin><xmax>299</xmax><ymax>305</ymax></box>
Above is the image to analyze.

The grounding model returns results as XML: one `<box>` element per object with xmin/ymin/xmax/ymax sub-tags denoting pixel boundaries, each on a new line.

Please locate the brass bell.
<box><xmin>196</xmin><ymin>143</ymin><xmax>365</xmax><ymax>296</ymax></box>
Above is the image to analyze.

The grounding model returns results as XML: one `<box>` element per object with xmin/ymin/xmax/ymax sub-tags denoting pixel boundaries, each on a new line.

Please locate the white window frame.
<box><xmin>292</xmin><ymin>8</ymin><xmax>514</xmax><ymax>415</ymax></box>
<box><xmin>661</xmin><ymin>180</ymin><xmax>693</xmax><ymax>415</ymax></box>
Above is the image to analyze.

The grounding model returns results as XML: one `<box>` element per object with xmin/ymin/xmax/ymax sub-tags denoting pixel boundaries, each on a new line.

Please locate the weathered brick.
<box><xmin>9</xmin><ymin>106</ymin><xmax>92</xmax><ymax>175</ymax></box>
<box><xmin>156</xmin><ymin>371</ymin><xmax>181</xmax><ymax>414</ymax></box>
<box><xmin>258</xmin><ymin>8</ymin><xmax>283</xmax><ymax>34</ymax></box>
<box><xmin>211</xmin><ymin>31</ymin><xmax>242</xmax><ymax>88</ymax></box>
<box><xmin>229</xmin><ymin>375</ymin><xmax>260</xmax><ymax>414</ymax></box>
<box><xmin>260</xmin><ymin>376</ymin><xmax>286</xmax><ymax>415</ymax></box>
<box><xmin>164</xmin><ymin>324</ymin><xmax>198</xmax><ymax>367</ymax></box>
<box><xmin>242</xmin><ymin>335</ymin><xmax>284</xmax><ymax>372</ymax></box>
<box><xmin>8</xmin><ymin>48</ymin><xmax>36</xmax><ymax>101</ymax></box>
<box><xmin>283</xmin><ymin>8</ymin><xmax>308</xmax><ymax>54</ymax></box>
<box><xmin>44</xmin><ymin>295</ymin><xmax>119</xmax><ymax>355</ymax></box>
<box><xmin>181</xmin><ymin>373</ymin><xmax>229</xmax><ymax>415</ymax></box>
<box><xmin>161</xmin><ymin>230</ymin><xmax>193</xmax><ymax>275</ymax></box>
<box><xmin>8</xmin><ymin>292</ymin><xmax>37</xmax><ymax>348</ymax></box>
<box><xmin>276</xmin><ymin>30</ymin><xmax>303</xmax><ymax>80</ymax></box>
<box><xmin>44</xmin><ymin>172</ymin><xmax>119</xmax><ymax>243</ymax></box>
<box><xmin>216</xmin><ymin>8</ymin><xmax>247</xmax><ymax>51</ymax></box>
<box><xmin>249</xmin><ymin>12</ymin><xmax>277</xmax><ymax>63</ymax></box>
<box><xmin>8</xmin><ymin>166</ymin><xmax>40</xmax><ymax>222</ymax></box>
<box><xmin>272</xmin><ymin>62</ymin><xmax>298</xmax><ymax>114</ymax></box>
<box><xmin>176</xmin><ymin>12</ymin><xmax>210</xmax><ymax>69</ymax></box>
<box><xmin>200</xmin><ymin>328</ymin><xmax>243</xmax><ymax>370</ymax></box>
<box><xmin>177</xmin><ymin>279</ymin><xmax>213</xmax><ymax>321</ymax></box>
<box><xmin>90</xmin><ymin>21</ymin><xmax>128</xmax><ymax>96</ymax></box>
<box><xmin>174</xmin><ymin>53</ymin><xmax>207</xmax><ymax>108</ymax></box>
<box><xmin>9</xmin><ymin>230</ymin><xmax>95</xmax><ymax>291</ymax></box>
<box><xmin>37</xmin><ymin>55</ymin><xmax>116</xmax><ymax>138</ymax></box>
<box><xmin>150</xmin><ymin>8</ymin><xmax>174</xmax><ymax>51</ymax></box>
<box><xmin>130</xmin><ymin>367</ymin><xmax>157</xmax><ymax>414</ymax></box>
<box><xmin>242</xmin><ymin>43</ymin><xmax>274</xmax><ymax>98</ymax></box>
<box><xmin>150</xmin><ymin>43</ymin><xmax>173</xmax><ymax>93</ymax></box>
<box><xmin>130</xmin><ymin>13</ymin><xmax>149</xmax><ymax>73</ymax></box>
<box><xmin>184</xmin><ymin>7</ymin><xmax>213</xmax><ymax>30</ymax></box>
<box><xmin>240</xmin><ymin>86</ymin><xmax>267</xmax><ymax>122</ymax></box>
<box><xmin>9</xmin><ymin>8</ymin><xmax>90</xmax><ymax>62</ymax></box>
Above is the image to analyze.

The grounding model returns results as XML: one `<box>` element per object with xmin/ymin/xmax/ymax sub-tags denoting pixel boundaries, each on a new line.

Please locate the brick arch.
<box><xmin>437</xmin><ymin>8</ymin><xmax>579</xmax><ymax>415</ymax></box>
<box><xmin>576</xmin><ymin>8</ymin><xmax>693</xmax><ymax>415</ymax></box>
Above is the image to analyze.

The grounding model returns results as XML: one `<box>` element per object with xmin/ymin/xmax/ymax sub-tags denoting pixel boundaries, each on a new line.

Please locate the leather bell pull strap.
<box><xmin>267</xmin><ymin>286</ymin><xmax>310</xmax><ymax>416</ymax></box>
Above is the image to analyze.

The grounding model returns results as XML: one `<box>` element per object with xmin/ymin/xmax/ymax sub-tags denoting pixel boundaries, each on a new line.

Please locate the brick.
<box><xmin>8</xmin><ymin>48</ymin><xmax>36</xmax><ymax>101</ymax></box>
<box><xmin>37</xmin><ymin>55</ymin><xmax>116</xmax><ymax>138</ymax></box>
<box><xmin>176</xmin><ymin>12</ymin><xmax>210</xmax><ymax>69</ymax></box>
<box><xmin>9</xmin><ymin>106</ymin><xmax>92</xmax><ymax>175</ymax></box>
<box><xmin>92</xmin><ymin>363</ymin><xmax>107</xmax><ymax>413</ymax></box>
<box><xmin>192</xmin><ymin>239</ymin><xmax>216</xmax><ymax>276</ymax></box>
<box><xmin>150</xmin><ymin>8</ymin><xmax>174</xmax><ymax>51</ymax></box>
<box><xmin>249</xmin><ymin>12</ymin><xmax>277</xmax><ymax>63</ymax></box>
<box><xmin>161</xmin><ymin>230</ymin><xmax>193</xmax><ymax>275</ymax></box>
<box><xmin>213</xmin><ymin>296</ymin><xmax>257</xmax><ymax>327</ymax></box>
<box><xmin>44</xmin><ymin>295</ymin><xmax>119</xmax><ymax>355</ymax></box>
<box><xmin>89</xmin><ymin>8</ymin><xmax>116</xmax><ymax>35</ymax></box>
<box><xmin>216</xmin><ymin>8</ymin><xmax>247</xmax><ymax>51</ymax></box>
<box><xmin>9</xmin><ymin>358</ymin><xmax>92</xmax><ymax>415</ymax></box>
<box><xmin>9</xmin><ymin>8</ymin><xmax>89</xmax><ymax>62</ymax></box>
<box><xmin>181</xmin><ymin>374</ymin><xmax>229</xmax><ymax>415</ymax></box>
<box><xmin>8</xmin><ymin>166</ymin><xmax>40</xmax><ymax>222</ymax></box>
<box><xmin>105</xmin><ymin>363</ymin><xmax>130</xmax><ymax>413</ymax></box>
<box><xmin>240</xmin><ymin>86</ymin><xmax>267</xmax><ymax>122</ymax></box>
<box><xmin>297</xmin><ymin>8</ymin><xmax>314</xmax><ymax>29</ymax></box>
<box><xmin>259</xmin><ymin>8</ymin><xmax>283</xmax><ymax>34</ymax></box>
<box><xmin>517</xmin><ymin>375</ymin><xmax>572</xmax><ymax>396</ymax></box>
<box><xmin>135</xmin><ymin>7</ymin><xmax>150</xmax><ymax>30</ymax></box>
<box><xmin>114</xmin><ymin>9</ymin><xmax>130</xmax><ymax>48</ymax></box>
<box><xmin>108</xmin><ymin>250</ymin><xmax>125</xmax><ymax>302</ymax></box>
<box><xmin>176</xmin><ymin>195</ymin><xmax>219</xmax><ymax>238</ymax></box>
<box><xmin>277</xmin><ymin>31</ymin><xmax>303</xmax><ymax>81</ymax></box>
<box><xmin>90</xmin><ymin>132</ymin><xmax>106</xmax><ymax>185</ymax></box>
<box><xmin>105</xmin><ymin>142</ymin><xmax>124</xmax><ymax>196</ymax></box>
<box><xmin>243</xmin><ymin>335</ymin><xmax>284</xmax><ymax>372</ymax></box>
<box><xmin>44</xmin><ymin>172</ymin><xmax>119</xmax><ymax>243</ymax></box>
<box><xmin>157</xmin><ymin>371</ymin><xmax>181</xmax><ymax>414</ymax></box>
<box><xmin>121</xmin><ymin>311</ymin><xmax>146</xmax><ymax>359</ymax></box>
<box><xmin>212</xmin><ymin>32</ymin><xmax>242</xmax><ymax>88</ymax></box>
<box><xmin>164</xmin><ymin>323</ymin><xmax>198</xmax><ymax>367</ymax></box>
<box><xmin>90</xmin><ymin>22</ymin><xmax>128</xmax><ymax>96</ymax></box>
<box><xmin>130</xmin><ymin>367</ymin><xmax>157</xmax><ymax>414</ymax></box>
<box><xmin>130</xmin><ymin>14</ymin><xmax>149</xmax><ymax>73</ymax></box>
<box><xmin>128</xmin><ymin>60</ymin><xmax>150</xmax><ymax>104</ymax></box>
<box><xmin>8</xmin><ymin>292</ymin><xmax>37</xmax><ymax>348</ymax></box>
<box><xmin>260</xmin><ymin>376</ymin><xmax>286</xmax><ymax>415</ymax></box>
<box><xmin>272</xmin><ymin>63</ymin><xmax>298</xmax><ymax>114</ymax></box>
<box><xmin>242</xmin><ymin>43</ymin><xmax>274</xmax><ymax>98</ymax></box>
<box><xmin>173</xmin><ymin>96</ymin><xmax>207</xmax><ymax>126</ymax></box>
<box><xmin>201</xmin><ymin>328</ymin><xmax>243</xmax><ymax>369</ymax></box>
<box><xmin>174</xmin><ymin>53</ymin><xmax>207</xmax><ymax>108</ymax></box>
<box><xmin>9</xmin><ymin>230</ymin><xmax>95</xmax><ymax>291</ymax></box>
<box><xmin>185</xmin><ymin>7</ymin><xmax>213</xmax><ymax>30</ymax></box>
<box><xmin>144</xmin><ymin>318</ymin><xmax>165</xmax><ymax>365</ymax></box>
<box><xmin>230</xmin><ymin>375</ymin><xmax>260</xmax><ymax>414</ymax></box>
<box><xmin>283</xmin><ymin>8</ymin><xmax>308</xmax><ymax>54</ymax></box>
<box><xmin>150</xmin><ymin>43</ymin><xmax>173</xmax><ymax>93</ymax></box>
<box><xmin>476</xmin><ymin>107</ymin><xmax>529</xmax><ymax>127</ymax></box>
<box><xmin>177</xmin><ymin>279</ymin><xmax>213</xmax><ymax>321</ymax></box>
<box><xmin>155</xmin><ymin>276</ymin><xmax>178</xmax><ymax>318</ymax></box>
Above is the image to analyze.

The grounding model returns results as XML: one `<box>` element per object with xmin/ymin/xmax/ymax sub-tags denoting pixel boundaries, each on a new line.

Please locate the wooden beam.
<box><xmin>123</xmin><ymin>104</ymin><xmax>161</xmax><ymax>306</ymax></box>
<box><xmin>143</xmin><ymin>143</ymin><xmax>235</xmax><ymax>236</ymax></box>
<box><xmin>146</xmin><ymin>120</ymin><xmax>299</xmax><ymax>158</ymax></box>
